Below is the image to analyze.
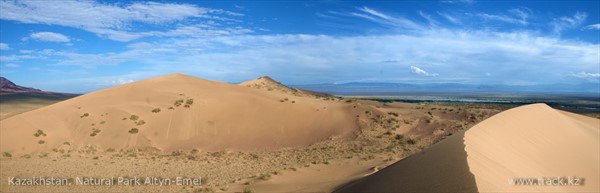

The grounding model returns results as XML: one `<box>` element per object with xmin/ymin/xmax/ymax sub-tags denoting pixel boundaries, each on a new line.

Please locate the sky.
<box><xmin>0</xmin><ymin>0</ymin><xmax>599</xmax><ymax>93</ymax></box>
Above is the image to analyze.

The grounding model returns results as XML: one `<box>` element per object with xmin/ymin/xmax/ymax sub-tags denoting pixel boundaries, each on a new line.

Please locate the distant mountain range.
<box><xmin>293</xmin><ymin>82</ymin><xmax>600</xmax><ymax>96</ymax></box>
<box><xmin>0</xmin><ymin>77</ymin><xmax>73</xmax><ymax>95</ymax></box>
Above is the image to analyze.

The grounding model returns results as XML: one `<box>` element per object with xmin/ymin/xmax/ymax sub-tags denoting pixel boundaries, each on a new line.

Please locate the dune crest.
<box><xmin>336</xmin><ymin>103</ymin><xmax>599</xmax><ymax>193</ymax></box>
<box><xmin>0</xmin><ymin>73</ymin><xmax>360</xmax><ymax>155</ymax></box>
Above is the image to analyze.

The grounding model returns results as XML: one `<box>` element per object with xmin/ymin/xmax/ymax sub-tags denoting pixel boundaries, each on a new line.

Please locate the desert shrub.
<box><xmin>395</xmin><ymin>134</ymin><xmax>404</xmax><ymax>140</ymax></box>
<box><xmin>2</xmin><ymin>152</ymin><xmax>12</xmax><ymax>158</ymax></box>
<box><xmin>63</xmin><ymin>141</ymin><xmax>70</xmax><ymax>145</ymax></box>
<box><xmin>106</xmin><ymin>148</ymin><xmax>115</xmax><ymax>152</ymax></box>
<box><xmin>152</xmin><ymin>108</ymin><xmax>161</xmax><ymax>113</ymax></box>
<box><xmin>291</xmin><ymin>101</ymin><xmax>295</xmax><ymax>103</ymax></box>
<box><xmin>407</xmin><ymin>138</ymin><xmax>416</xmax><ymax>144</ymax></box>
<box><xmin>100</xmin><ymin>121</ymin><xmax>106</xmax><ymax>124</ymax></box>
<box><xmin>168</xmin><ymin>107</ymin><xmax>174</xmax><ymax>110</ymax></box>
<box><xmin>387</xmin><ymin>112</ymin><xmax>399</xmax><ymax>117</ymax></box>
<box><xmin>258</xmin><ymin>174</ymin><xmax>271</xmax><ymax>180</ymax></box>
<box><xmin>33</xmin><ymin>129</ymin><xmax>46</xmax><ymax>137</ymax></box>
<box><xmin>243</xmin><ymin>187</ymin><xmax>255</xmax><ymax>193</ymax></box>
<box><xmin>129</xmin><ymin>115</ymin><xmax>139</xmax><ymax>121</ymax></box>
<box><xmin>129</xmin><ymin>128</ymin><xmax>139</xmax><ymax>134</ymax></box>
<box><xmin>90</xmin><ymin>128</ymin><xmax>101</xmax><ymax>137</ymax></box>
<box><xmin>135</xmin><ymin>120</ymin><xmax>146</xmax><ymax>126</ymax></box>
<box><xmin>185</xmin><ymin>98</ymin><xmax>194</xmax><ymax>105</ymax></box>
<box><xmin>38</xmin><ymin>140</ymin><xmax>45</xmax><ymax>144</ymax></box>
<box><xmin>174</xmin><ymin>99</ymin><xmax>184</xmax><ymax>107</ymax></box>
<box><xmin>122</xmin><ymin>118</ymin><xmax>127</xmax><ymax>120</ymax></box>
<box><xmin>80</xmin><ymin>113</ymin><xmax>89</xmax><ymax>118</ymax></box>
<box><xmin>279</xmin><ymin>100</ymin><xmax>284</xmax><ymax>102</ymax></box>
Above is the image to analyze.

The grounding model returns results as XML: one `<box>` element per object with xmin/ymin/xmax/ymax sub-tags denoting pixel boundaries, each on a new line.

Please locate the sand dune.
<box><xmin>0</xmin><ymin>73</ymin><xmax>361</xmax><ymax>155</ymax></box>
<box><xmin>336</xmin><ymin>103</ymin><xmax>599</xmax><ymax>192</ymax></box>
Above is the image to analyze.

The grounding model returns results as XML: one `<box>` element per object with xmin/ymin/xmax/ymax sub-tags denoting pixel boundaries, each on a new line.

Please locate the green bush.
<box><xmin>129</xmin><ymin>115</ymin><xmax>139</xmax><ymax>121</ymax></box>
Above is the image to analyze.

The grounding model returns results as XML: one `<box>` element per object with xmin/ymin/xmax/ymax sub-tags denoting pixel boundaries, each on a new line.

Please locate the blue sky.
<box><xmin>0</xmin><ymin>0</ymin><xmax>599</xmax><ymax>93</ymax></box>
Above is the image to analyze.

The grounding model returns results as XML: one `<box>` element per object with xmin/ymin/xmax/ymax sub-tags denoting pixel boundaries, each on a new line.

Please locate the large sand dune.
<box><xmin>336</xmin><ymin>103</ymin><xmax>599</xmax><ymax>192</ymax></box>
<box><xmin>0</xmin><ymin>74</ymin><xmax>361</xmax><ymax>155</ymax></box>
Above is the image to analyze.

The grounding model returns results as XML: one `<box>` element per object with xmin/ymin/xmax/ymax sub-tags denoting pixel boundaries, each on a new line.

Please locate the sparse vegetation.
<box><xmin>243</xmin><ymin>187</ymin><xmax>255</xmax><ymax>193</ymax></box>
<box><xmin>185</xmin><ymin>98</ymin><xmax>194</xmax><ymax>105</ymax></box>
<box><xmin>174</xmin><ymin>99</ymin><xmax>184</xmax><ymax>107</ymax></box>
<box><xmin>152</xmin><ymin>108</ymin><xmax>161</xmax><ymax>113</ymax></box>
<box><xmin>90</xmin><ymin>128</ymin><xmax>101</xmax><ymax>137</ymax></box>
<box><xmin>38</xmin><ymin>140</ymin><xmax>45</xmax><ymax>144</ymax></box>
<box><xmin>258</xmin><ymin>173</ymin><xmax>271</xmax><ymax>180</ymax></box>
<box><xmin>33</xmin><ymin>129</ymin><xmax>46</xmax><ymax>137</ymax></box>
<box><xmin>100</xmin><ymin>121</ymin><xmax>106</xmax><ymax>124</ymax></box>
<box><xmin>129</xmin><ymin>128</ymin><xmax>139</xmax><ymax>134</ymax></box>
<box><xmin>80</xmin><ymin>113</ymin><xmax>89</xmax><ymax>118</ymax></box>
<box><xmin>129</xmin><ymin>115</ymin><xmax>139</xmax><ymax>121</ymax></box>
<box><xmin>2</xmin><ymin>152</ymin><xmax>12</xmax><ymax>158</ymax></box>
<box><xmin>135</xmin><ymin>120</ymin><xmax>146</xmax><ymax>126</ymax></box>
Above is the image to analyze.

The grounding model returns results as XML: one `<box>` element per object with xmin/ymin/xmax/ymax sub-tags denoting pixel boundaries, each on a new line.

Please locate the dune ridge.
<box><xmin>0</xmin><ymin>73</ymin><xmax>361</xmax><ymax>155</ymax></box>
<box><xmin>336</xmin><ymin>103</ymin><xmax>599</xmax><ymax>193</ymax></box>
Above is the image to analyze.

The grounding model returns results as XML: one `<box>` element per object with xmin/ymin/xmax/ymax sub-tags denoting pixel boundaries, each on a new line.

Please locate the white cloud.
<box><xmin>0</xmin><ymin>1</ymin><xmax>247</xmax><ymax>42</ymax></box>
<box><xmin>410</xmin><ymin>66</ymin><xmax>439</xmax><ymax>77</ymax></box>
<box><xmin>27</xmin><ymin>32</ymin><xmax>70</xmax><ymax>42</ymax></box>
<box><xmin>8</xmin><ymin>30</ymin><xmax>600</xmax><ymax>92</ymax></box>
<box><xmin>552</xmin><ymin>12</ymin><xmax>587</xmax><ymax>34</ymax></box>
<box><xmin>4</xmin><ymin>63</ymin><xmax>20</xmax><ymax>68</ymax></box>
<box><xmin>0</xmin><ymin>43</ymin><xmax>9</xmax><ymax>50</ymax></box>
<box><xmin>585</xmin><ymin>24</ymin><xmax>600</xmax><ymax>30</ymax></box>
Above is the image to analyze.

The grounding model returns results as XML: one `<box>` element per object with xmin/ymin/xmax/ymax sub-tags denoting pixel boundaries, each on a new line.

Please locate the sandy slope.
<box><xmin>0</xmin><ymin>73</ymin><xmax>360</xmax><ymax>155</ymax></box>
<box><xmin>336</xmin><ymin>103</ymin><xmax>599</xmax><ymax>193</ymax></box>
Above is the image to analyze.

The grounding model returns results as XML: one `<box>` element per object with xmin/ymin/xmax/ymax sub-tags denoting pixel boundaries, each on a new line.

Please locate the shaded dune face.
<box><xmin>336</xmin><ymin>103</ymin><xmax>599</xmax><ymax>193</ymax></box>
<box><xmin>0</xmin><ymin>74</ymin><xmax>361</xmax><ymax>155</ymax></box>
<box><xmin>334</xmin><ymin>130</ymin><xmax>478</xmax><ymax>193</ymax></box>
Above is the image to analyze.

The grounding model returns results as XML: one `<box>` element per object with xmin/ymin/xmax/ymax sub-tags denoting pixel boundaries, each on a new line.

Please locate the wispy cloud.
<box><xmin>25</xmin><ymin>32</ymin><xmax>71</xmax><ymax>42</ymax></box>
<box><xmin>351</xmin><ymin>6</ymin><xmax>425</xmax><ymax>31</ymax></box>
<box><xmin>4</xmin><ymin>63</ymin><xmax>20</xmax><ymax>68</ymax></box>
<box><xmin>441</xmin><ymin>0</ymin><xmax>476</xmax><ymax>4</ymax></box>
<box><xmin>475</xmin><ymin>8</ymin><xmax>531</xmax><ymax>25</ymax></box>
<box><xmin>410</xmin><ymin>66</ymin><xmax>439</xmax><ymax>77</ymax></box>
<box><xmin>585</xmin><ymin>24</ymin><xmax>600</xmax><ymax>30</ymax></box>
<box><xmin>437</xmin><ymin>12</ymin><xmax>461</xmax><ymax>24</ymax></box>
<box><xmin>552</xmin><ymin>12</ymin><xmax>587</xmax><ymax>34</ymax></box>
<box><xmin>0</xmin><ymin>1</ymin><xmax>248</xmax><ymax>41</ymax></box>
<box><xmin>0</xmin><ymin>43</ymin><xmax>9</xmax><ymax>50</ymax></box>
